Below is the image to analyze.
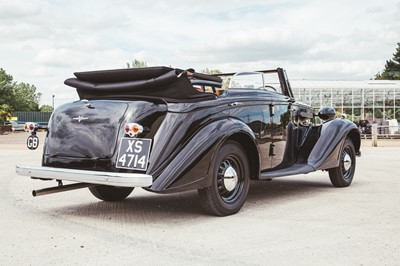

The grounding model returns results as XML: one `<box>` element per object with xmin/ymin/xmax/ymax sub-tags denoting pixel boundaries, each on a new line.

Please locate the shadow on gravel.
<box><xmin>248</xmin><ymin>178</ymin><xmax>333</xmax><ymax>202</ymax></box>
<box><xmin>47</xmin><ymin>177</ymin><xmax>337</xmax><ymax>222</ymax></box>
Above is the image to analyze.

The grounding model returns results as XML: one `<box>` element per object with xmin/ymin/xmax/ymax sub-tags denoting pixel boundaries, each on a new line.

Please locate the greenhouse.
<box><xmin>291</xmin><ymin>80</ymin><xmax>400</xmax><ymax>123</ymax></box>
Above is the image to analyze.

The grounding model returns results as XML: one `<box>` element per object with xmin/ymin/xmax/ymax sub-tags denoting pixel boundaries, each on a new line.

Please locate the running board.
<box><xmin>260</xmin><ymin>164</ymin><xmax>315</xmax><ymax>180</ymax></box>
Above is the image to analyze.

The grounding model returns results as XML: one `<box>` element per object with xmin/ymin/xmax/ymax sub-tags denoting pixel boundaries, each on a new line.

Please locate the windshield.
<box><xmin>228</xmin><ymin>72</ymin><xmax>281</xmax><ymax>92</ymax></box>
<box><xmin>229</xmin><ymin>72</ymin><xmax>264</xmax><ymax>89</ymax></box>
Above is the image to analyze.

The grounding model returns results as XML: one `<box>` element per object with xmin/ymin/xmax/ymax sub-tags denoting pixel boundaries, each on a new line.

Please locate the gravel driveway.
<box><xmin>1</xmin><ymin>132</ymin><xmax>399</xmax><ymax>265</ymax></box>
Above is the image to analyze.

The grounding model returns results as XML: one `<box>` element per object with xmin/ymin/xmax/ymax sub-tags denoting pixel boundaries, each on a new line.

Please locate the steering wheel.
<box><xmin>256</xmin><ymin>85</ymin><xmax>277</xmax><ymax>91</ymax></box>
<box><xmin>264</xmin><ymin>85</ymin><xmax>277</xmax><ymax>91</ymax></box>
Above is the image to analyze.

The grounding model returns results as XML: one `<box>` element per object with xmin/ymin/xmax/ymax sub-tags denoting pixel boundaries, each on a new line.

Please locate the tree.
<box><xmin>126</xmin><ymin>59</ymin><xmax>147</xmax><ymax>68</ymax></box>
<box><xmin>39</xmin><ymin>104</ymin><xmax>54</xmax><ymax>112</ymax></box>
<box><xmin>0</xmin><ymin>104</ymin><xmax>12</xmax><ymax>124</ymax></box>
<box><xmin>375</xmin><ymin>42</ymin><xmax>400</xmax><ymax>80</ymax></box>
<box><xmin>201</xmin><ymin>68</ymin><xmax>223</xmax><ymax>75</ymax></box>
<box><xmin>10</xmin><ymin>82</ymin><xmax>41</xmax><ymax>111</ymax></box>
<box><xmin>0</xmin><ymin>68</ymin><xmax>41</xmax><ymax>112</ymax></box>
<box><xmin>0</xmin><ymin>68</ymin><xmax>14</xmax><ymax>106</ymax></box>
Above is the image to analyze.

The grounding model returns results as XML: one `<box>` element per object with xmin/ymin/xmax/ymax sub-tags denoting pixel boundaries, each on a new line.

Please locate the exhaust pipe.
<box><xmin>32</xmin><ymin>183</ymin><xmax>94</xmax><ymax>197</ymax></box>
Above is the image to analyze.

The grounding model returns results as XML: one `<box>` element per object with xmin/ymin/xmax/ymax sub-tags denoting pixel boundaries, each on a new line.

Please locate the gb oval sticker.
<box><xmin>27</xmin><ymin>135</ymin><xmax>39</xmax><ymax>150</ymax></box>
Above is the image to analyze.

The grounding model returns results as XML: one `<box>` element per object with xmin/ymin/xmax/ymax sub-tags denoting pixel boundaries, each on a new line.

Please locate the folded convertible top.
<box><xmin>64</xmin><ymin>66</ymin><xmax>219</xmax><ymax>103</ymax></box>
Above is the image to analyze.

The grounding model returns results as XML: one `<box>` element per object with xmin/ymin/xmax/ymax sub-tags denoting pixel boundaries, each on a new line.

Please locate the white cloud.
<box><xmin>0</xmin><ymin>0</ymin><xmax>399</xmax><ymax>107</ymax></box>
<box><xmin>34</xmin><ymin>48</ymin><xmax>82</xmax><ymax>67</ymax></box>
<box><xmin>0</xmin><ymin>1</ymin><xmax>42</xmax><ymax>19</ymax></box>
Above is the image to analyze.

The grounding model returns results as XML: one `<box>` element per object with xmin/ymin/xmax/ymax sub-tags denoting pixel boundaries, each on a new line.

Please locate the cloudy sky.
<box><xmin>1</xmin><ymin>0</ymin><xmax>399</xmax><ymax>107</ymax></box>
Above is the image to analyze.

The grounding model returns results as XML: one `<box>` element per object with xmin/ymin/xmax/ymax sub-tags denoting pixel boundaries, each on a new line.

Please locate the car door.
<box><xmin>263</xmin><ymin>70</ymin><xmax>294</xmax><ymax>169</ymax></box>
<box><xmin>269</xmin><ymin>92</ymin><xmax>293</xmax><ymax>169</ymax></box>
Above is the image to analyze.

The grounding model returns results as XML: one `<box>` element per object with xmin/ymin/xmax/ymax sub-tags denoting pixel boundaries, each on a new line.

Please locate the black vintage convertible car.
<box><xmin>16</xmin><ymin>66</ymin><xmax>361</xmax><ymax>216</ymax></box>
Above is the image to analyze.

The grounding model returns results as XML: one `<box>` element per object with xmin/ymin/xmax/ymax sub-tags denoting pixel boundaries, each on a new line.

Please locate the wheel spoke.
<box><xmin>216</xmin><ymin>157</ymin><xmax>243</xmax><ymax>202</ymax></box>
<box><xmin>198</xmin><ymin>141</ymin><xmax>250</xmax><ymax>216</ymax></box>
<box><xmin>329</xmin><ymin>138</ymin><xmax>356</xmax><ymax>187</ymax></box>
<box><xmin>341</xmin><ymin>147</ymin><xmax>353</xmax><ymax>179</ymax></box>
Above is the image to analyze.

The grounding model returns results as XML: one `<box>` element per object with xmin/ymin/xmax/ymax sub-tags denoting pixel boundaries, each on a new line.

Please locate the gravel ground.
<box><xmin>1</xmin><ymin>132</ymin><xmax>399</xmax><ymax>265</ymax></box>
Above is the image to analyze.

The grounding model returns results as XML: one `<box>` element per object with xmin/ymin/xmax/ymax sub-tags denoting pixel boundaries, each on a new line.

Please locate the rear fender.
<box><xmin>308</xmin><ymin>119</ymin><xmax>360</xmax><ymax>170</ymax></box>
<box><xmin>150</xmin><ymin>118</ymin><xmax>258</xmax><ymax>192</ymax></box>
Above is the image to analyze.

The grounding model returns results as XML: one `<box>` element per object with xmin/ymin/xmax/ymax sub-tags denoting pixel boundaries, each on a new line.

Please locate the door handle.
<box><xmin>229</xmin><ymin>102</ymin><xmax>243</xmax><ymax>107</ymax></box>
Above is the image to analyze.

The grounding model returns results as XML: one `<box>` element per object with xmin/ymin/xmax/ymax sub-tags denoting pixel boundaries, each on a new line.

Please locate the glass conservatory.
<box><xmin>291</xmin><ymin>80</ymin><xmax>400</xmax><ymax>122</ymax></box>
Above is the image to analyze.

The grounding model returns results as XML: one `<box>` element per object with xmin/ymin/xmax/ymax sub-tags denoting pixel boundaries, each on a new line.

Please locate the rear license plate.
<box><xmin>116</xmin><ymin>138</ymin><xmax>152</xmax><ymax>171</ymax></box>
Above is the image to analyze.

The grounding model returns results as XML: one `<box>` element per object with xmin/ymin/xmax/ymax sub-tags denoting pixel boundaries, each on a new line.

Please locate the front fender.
<box><xmin>308</xmin><ymin>119</ymin><xmax>360</xmax><ymax>170</ymax></box>
<box><xmin>149</xmin><ymin>118</ymin><xmax>256</xmax><ymax>193</ymax></box>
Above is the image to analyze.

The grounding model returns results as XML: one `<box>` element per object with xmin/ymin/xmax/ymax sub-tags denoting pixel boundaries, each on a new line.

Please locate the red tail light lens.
<box><xmin>124</xmin><ymin>124</ymin><xmax>130</xmax><ymax>133</ymax></box>
<box><xmin>124</xmin><ymin>123</ymin><xmax>143</xmax><ymax>137</ymax></box>
<box><xmin>24</xmin><ymin>122</ymin><xmax>37</xmax><ymax>133</ymax></box>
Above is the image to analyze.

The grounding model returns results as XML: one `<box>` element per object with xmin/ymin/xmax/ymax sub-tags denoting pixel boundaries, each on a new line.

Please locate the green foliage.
<box><xmin>201</xmin><ymin>68</ymin><xmax>223</xmax><ymax>75</ymax></box>
<box><xmin>39</xmin><ymin>104</ymin><xmax>54</xmax><ymax>112</ymax></box>
<box><xmin>126</xmin><ymin>59</ymin><xmax>147</xmax><ymax>68</ymax></box>
<box><xmin>10</xmin><ymin>82</ymin><xmax>41</xmax><ymax>111</ymax></box>
<box><xmin>375</xmin><ymin>42</ymin><xmax>400</xmax><ymax>80</ymax></box>
<box><xmin>0</xmin><ymin>104</ymin><xmax>12</xmax><ymax>124</ymax></box>
<box><xmin>0</xmin><ymin>68</ymin><xmax>14</xmax><ymax>106</ymax></box>
<box><xmin>342</xmin><ymin>113</ymin><xmax>361</xmax><ymax>122</ymax></box>
<box><xmin>0</xmin><ymin>68</ymin><xmax>41</xmax><ymax>112</ymax></box>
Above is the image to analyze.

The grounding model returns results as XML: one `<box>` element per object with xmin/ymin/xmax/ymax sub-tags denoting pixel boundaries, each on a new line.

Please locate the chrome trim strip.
<box><xmin>15</xmin><ymin>165</ymin><xmax>152</xmax><ymax>187</ymax></box>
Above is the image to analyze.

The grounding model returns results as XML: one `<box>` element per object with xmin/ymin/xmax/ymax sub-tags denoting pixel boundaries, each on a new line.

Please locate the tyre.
<box><xmin>89</xmin><ymin>185</ymin><xmax>134</xmax><ymax>201</ymax></box>
<box><xmin>329</xmin><ymin>137</ymin><xmax>356</xmax><ymax>187</ymax></box>
<box><xmin>198</xmin><ymin>141</ymin><xmax>250</xmax><ymax>216</ymax></box>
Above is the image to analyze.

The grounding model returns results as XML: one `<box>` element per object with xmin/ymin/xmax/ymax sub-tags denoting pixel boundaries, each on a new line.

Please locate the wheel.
<box><xmin>89</xmin><ymin>185</ymin><xmax>134</xmax><ymax>201</ymax></box>
<box><xmin>198</xmin><ymin>141</ymin><xmax>250</xmax><ymax>216</ymax></box>
<box><xmin>329</xmin><ymin>137</ymin><xmax>356</xmax><ymax>187</ymax></box>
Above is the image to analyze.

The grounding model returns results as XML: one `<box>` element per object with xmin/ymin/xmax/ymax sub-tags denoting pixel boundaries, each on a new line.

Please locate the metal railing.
<box><xmin>11</xmin><ymin>112</ymin><xmax>52</xmax><ymax>125</ymax></box>
<box><xmin>369</xmin><ymin>124</ymin><xmax>400</xmax><ymax>147</ymax></box>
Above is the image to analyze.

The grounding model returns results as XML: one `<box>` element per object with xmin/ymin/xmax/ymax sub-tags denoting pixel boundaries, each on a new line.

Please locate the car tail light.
<box><xmin>124</xmin><ymin>124</ymin><xmax>130</xmax><ymax>134</ymax></box>
<box><xmin>24</xmin><ymin>122</ymin><xmax>38</xmax><ymax>133</ymax></box>
<box><xmin>124</xmin><ymin>123</ymin><xmax>143</xmax><ymax>137</ymax></box>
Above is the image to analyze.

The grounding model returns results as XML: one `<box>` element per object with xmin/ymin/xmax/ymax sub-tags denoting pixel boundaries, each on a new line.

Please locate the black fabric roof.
<box><xmin>64</xmin><ymin>66</ymin><xmax>218</xmax><ymax>102</ymax></box>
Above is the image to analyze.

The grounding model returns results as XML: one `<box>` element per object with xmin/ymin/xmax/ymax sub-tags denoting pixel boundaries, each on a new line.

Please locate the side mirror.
<box><xmin>318</xmin><ymin>107</ymin><xmax>336</xmax><ymax>122</ymax></box>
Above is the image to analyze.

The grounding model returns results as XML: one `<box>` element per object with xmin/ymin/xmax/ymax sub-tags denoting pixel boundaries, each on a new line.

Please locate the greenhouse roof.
<box><xmin>290</xmin><ymin>80</ymin><xmax>400</xmax><ymax>89</ymax></box>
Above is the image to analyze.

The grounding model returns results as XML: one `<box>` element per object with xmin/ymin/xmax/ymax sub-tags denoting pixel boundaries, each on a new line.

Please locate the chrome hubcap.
<box><xmin>343</xmin><ymin>152</ymin><xmax>352</xmax><ymax>172</ymax></box>
<box><xmin>223</xmin><ymin>166</ymin><xmax>238</xmax><ymax>192</ymax></box>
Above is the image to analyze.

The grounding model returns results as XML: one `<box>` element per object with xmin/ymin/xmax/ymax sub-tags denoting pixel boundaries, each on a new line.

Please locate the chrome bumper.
<box><xmin>15</xmin><ymin>165</ymin><xmax>152</xmax><ymax>187</ymax></box>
